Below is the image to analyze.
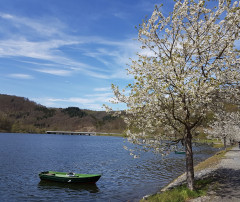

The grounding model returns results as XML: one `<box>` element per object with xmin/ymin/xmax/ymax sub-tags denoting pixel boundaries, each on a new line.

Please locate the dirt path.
<box><xmin>192</xmin><ymin>147</ymin><xmax>240</xmax><ymax>202</ymax></box>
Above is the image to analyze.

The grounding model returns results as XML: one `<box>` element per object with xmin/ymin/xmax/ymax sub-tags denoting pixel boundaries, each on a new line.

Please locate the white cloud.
<box><xmin>67</xmin><ymin>97</ymin><xmax>93</xmax><ymax>104</ymax></box>
<box><xmin>0</xmin><ymin>13</ymin><xmax>14</xmax><ymax>19</ymax></box>
<box><xmin>0</xmin><ymin>39</ymin><xmax>77</xmax><ymax>60</ymax></box>
<box><xmin>94</xmin><ymin>87</ymin><xmax>112</xmax><ymax>92</ymax></box>
<box><xmin>0</xmin><ymin>12</ymin><xmax>140</xmax><ymax>81</ymax></box>
<box><xmin>8</xmin><ymin>73</ymin><xmax>33</xmax><ymax>79</ymax></box>
<box><xmin>32</xmin><ymin>96</ymin><xmax>110</xmax><ymax>111</ymax></box>
<box><xmin>0</xmin><ymin>12</ymin><xmax>65</xmax><ymax>37</ymax></box>
<box><xmin>35</xmin><ymin>68</ymin><xmax>72</xmax><ymax>76</ymax></box>
<box><xmin>113</xmin><ymin>12</ymin><xmax>129</xmax><ymax>19</ymax></box>
<box><xmin>85</xmin><ymin>92</ymin><xmax>114</xmax><ymax>103</ymax></box>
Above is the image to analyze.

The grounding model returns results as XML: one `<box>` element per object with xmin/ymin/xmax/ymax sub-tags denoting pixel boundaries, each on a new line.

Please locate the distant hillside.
<box><xmin>0</xmin><ymin>94</ymin><xmax>126</xmax><ymax>134</ymax></box>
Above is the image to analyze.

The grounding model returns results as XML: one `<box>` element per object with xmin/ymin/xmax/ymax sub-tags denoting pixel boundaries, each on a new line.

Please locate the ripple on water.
<box><xmin>0</xmin><ymin>134</ymin><xmax>219</xmax><ymax>202</ymax></box>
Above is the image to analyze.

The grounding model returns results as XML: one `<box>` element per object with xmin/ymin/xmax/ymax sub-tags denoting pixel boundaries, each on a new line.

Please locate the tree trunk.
<box><xmin>185</xmin><ymin>129</ymin><xmax>194</xmax><ymax>190</ymax></box>
<box><xmin>223</xmin><ymin>137</ymin><xmax>227</xmax><ymax>150</ymax></box>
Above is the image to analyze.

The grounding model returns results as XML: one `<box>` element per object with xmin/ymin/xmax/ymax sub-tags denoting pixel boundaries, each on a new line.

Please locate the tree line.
<box><xmin>0</xmin><ymin>94</ymin><xmax>125</xmax><ymax>134</ymax></box>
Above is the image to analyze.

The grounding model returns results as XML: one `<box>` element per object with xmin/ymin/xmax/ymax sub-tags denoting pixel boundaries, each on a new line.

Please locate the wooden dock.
<box><xmin>46</xmin><ymin>131</ymin><xmax>96</xmax><ymax>136</ymax></box>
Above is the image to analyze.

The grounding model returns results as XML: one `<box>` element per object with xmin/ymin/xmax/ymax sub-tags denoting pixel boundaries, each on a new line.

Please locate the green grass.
<box><xmin>143</xmin><ymin>178</ymin><xmax>212</xmax><ymax>202</ymax></box>
<box><xmin>193</xmin><ymin>138</ymin><xmax>224</xmax><ymax>148</ymax></box>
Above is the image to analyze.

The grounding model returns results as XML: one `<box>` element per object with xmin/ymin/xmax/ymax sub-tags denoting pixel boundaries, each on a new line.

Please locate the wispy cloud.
<box><xmin>0</xmin><ymin>12</ymin><xmax>140</xmax><ymax>79</ymax></box>
<box><xmin>86</xmin><ymin>92</ymin><xmax>114</xmax><ymax>102</ymax></box>
<box><xmin>32</xmin><ymin>94</ymin><xmax>113</xmax><ymax>110</ymax></box>
<box><xmin>0</xmin><ymin>12</ymin><xmax>65</xmax><ymax>38</ymax></box>
<box><xmin>113</xmin><ymin>12</ymin><xmax>129</xmax><ymax>19</ymax></box>
<box><xmin>8</xmin><ymin>73</ymin><xmax>33</xmax><ymax>79</ymax></box>
<box><xmin>94</xmin><ymin>87</ymin><xmax>112</xmax><ymax>92</ymax></box>
<box><xmin>35</xmin><ymin>68</ymin><xmax>72</xmax><ymax>76</ymax></box>
<box><xmin>0</xmin><ymin>39</ymin><xmax>78</xmax><ymax>61</ymax></box>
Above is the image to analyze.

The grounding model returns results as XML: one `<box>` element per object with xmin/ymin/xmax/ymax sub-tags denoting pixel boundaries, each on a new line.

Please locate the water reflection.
<box><xmin>38</xmin><ymin>180</ymin><xmax>100</xmax><ymax>193</ymax></box>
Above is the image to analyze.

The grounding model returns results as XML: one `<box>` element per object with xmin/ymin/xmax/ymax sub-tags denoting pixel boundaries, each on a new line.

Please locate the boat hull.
<box><xmin>175</xmin><ymin>151</ymin><xmax>186</xmax><ymax>154</ymax></box>
<box><xmin>39</xmin><ymin>171</ymin><xmax>101</xmax><ymax>184</ymax></box>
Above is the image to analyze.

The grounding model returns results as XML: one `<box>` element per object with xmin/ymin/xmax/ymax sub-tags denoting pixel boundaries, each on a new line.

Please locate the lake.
<box><xmin>0</xmin><ymin>133</ymin><xmax>219</xmax><ymax>202</ymax></box>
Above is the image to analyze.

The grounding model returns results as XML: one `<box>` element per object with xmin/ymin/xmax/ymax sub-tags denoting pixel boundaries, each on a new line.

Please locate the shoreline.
<box><xmin>142</xmin><ymin>146</ymin><xmax>233</xmax><ymax>201</ymax></box>
<box><xmin>160</xmin><ymin>152</ymin><xmax>222</xmax><ymax>192</ymax></box>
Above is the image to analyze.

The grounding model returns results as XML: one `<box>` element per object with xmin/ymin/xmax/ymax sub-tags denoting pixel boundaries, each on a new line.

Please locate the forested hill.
<box><xmin>0</xmin><ymin>94</ymin><xmax>126</xmax><ymax>134</ymax></box>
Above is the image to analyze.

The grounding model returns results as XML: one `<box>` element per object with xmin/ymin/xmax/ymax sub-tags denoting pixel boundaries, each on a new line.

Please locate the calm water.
<box><xmin>0</xmin><ymin>133</ymin><xmax>219</xmax><ymax>202</ymax></box>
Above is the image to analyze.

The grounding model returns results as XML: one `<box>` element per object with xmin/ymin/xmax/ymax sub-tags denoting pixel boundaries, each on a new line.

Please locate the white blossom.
<box><xmin>205</xmin><ymin>111</ymin><xmax>240</xmax><ymax>145</ymax></box>
<box><xmin>106</xmin><ymin>0</ymin><xmax>240</xmax><ymax>190</ymax></box>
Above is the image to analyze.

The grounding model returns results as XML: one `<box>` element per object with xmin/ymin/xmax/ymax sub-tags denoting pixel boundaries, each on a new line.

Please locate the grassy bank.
<box><xmin>193</xmin><ymin>137</ymin><xmax>224</xmax><ymax>149</ymax></box>
<box><xmin>194</xmin><ymin>147</ymin><xmax>231</xmax><ymax>172</ymax></box>
<box><xmin>196</xmin><ymin>140</ymin><xmax>224</xmax><ymax>149</ymax></box>
<box><xmin>143</xmin><ymin>178</ymin><xmax>213</xmax><ymax>202</ymax></box>
<box><xmin>142</xmin><ymin>147</ymin><xmax>232</xmax><ymax>202</ymax></box>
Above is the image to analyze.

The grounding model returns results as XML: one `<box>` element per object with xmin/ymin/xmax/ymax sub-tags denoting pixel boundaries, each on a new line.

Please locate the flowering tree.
<box><xmin>205</xmin><ymin>111</ymin><xmax>240</xmax><ymax>148</ymax></box>
<box><xmin>106</xmin><ymin>0</ymin><xmax>240</xmax><ymax>190</ymax></box>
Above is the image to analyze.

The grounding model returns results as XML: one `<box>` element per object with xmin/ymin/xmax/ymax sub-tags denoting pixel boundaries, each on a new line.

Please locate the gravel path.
<box><xmin>191</xmin><ymin>146</ymin><xmax>240</xmax><ymax>202</ymax></box>
<box><xmin>159</xmin><ymin>146</ymin><xmax>240</xmax><ymax>202</ymax></box>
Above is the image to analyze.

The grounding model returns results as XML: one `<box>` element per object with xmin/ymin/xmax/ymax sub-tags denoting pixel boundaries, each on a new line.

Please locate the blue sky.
<box><xmin>0</xmin><ymin>0</ymin><xmax>173</xmax><ymax>110</ymax></box>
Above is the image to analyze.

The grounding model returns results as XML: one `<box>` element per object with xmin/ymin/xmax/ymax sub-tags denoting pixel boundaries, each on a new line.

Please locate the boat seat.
<box><xmin>67</xmin><ymin>172</ymin><xmax>75</xmax><ymax>176</ymax></box>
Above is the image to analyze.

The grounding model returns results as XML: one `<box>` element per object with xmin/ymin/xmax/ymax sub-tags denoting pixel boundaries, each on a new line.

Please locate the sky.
<box><xmin>0</xmin><ymin>0</ymin><xmax>175</xmax><ymax>111</ymax></box>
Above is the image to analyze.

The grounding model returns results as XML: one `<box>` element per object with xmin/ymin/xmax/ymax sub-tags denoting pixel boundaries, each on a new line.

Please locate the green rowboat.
<box><xmin>39</xmin><ymin>171</ymin><xmax>101</xmax><ymax>184</ymax></box>
<box><xmin>175</xmin><ymin>151</ymin><xmax>186</xmax><ymax>154</ymax></box>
